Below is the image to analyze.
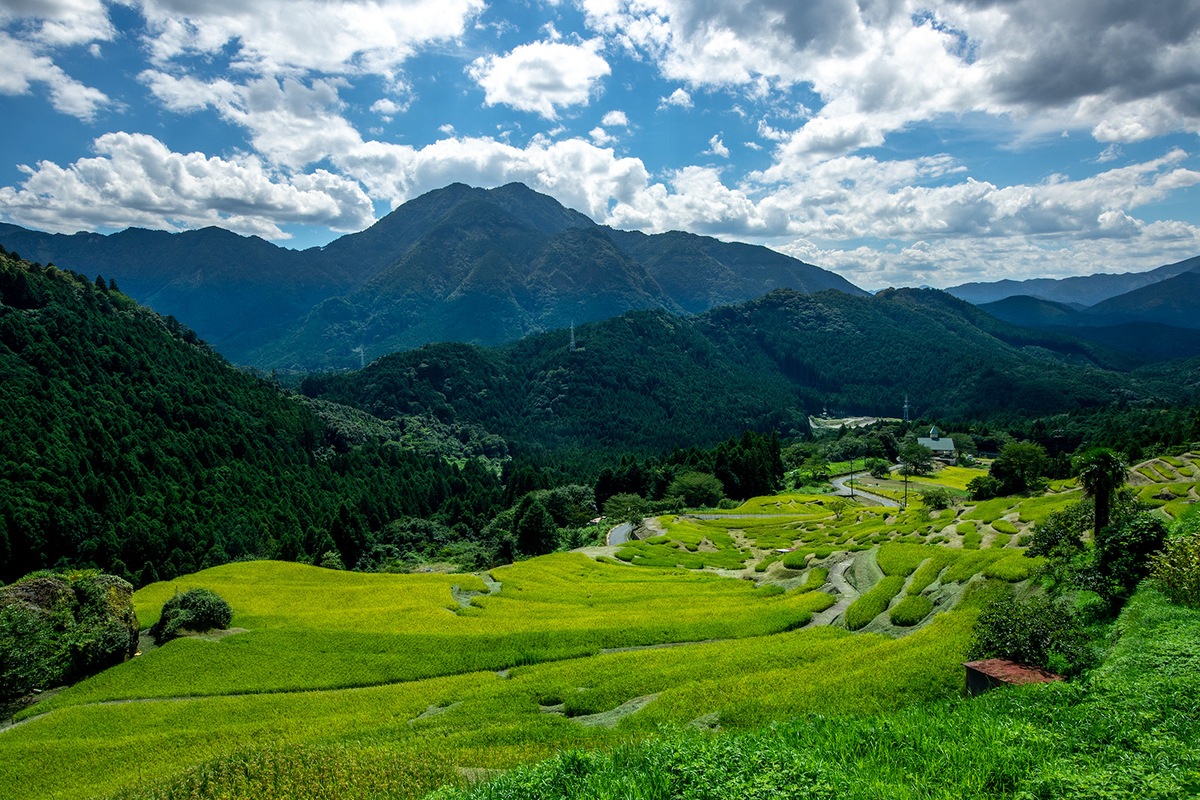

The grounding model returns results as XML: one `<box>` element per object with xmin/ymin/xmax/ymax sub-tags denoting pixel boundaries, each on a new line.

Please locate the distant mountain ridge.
<box><xmin>947</xmin><ymin>255</ymin><xmax>1200</xmax><ymax>307</ymax></box>
<box><xmin>0</xmin><ymin>183</ymin><xmax>865</xmax><ymax>369</ymax></box>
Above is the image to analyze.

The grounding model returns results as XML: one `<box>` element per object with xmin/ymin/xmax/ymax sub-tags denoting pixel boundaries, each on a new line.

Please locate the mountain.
<box><xmin>0</xmin><ymin>247</ymin><xmax>507</xmax><ymax>583</ymax></box>
<box><xmin>604</xmin><ymin>228</ymin><xmax>867</xmax><ymax>314</ymax></box>
<box><xmin>1082</xmin><ymin>270</ymin><xmax>1200</xmax><ymax>329</ymax></box>
<box><xmin>946</xmin><ymin>255</ymin><xmax>1200</xmax><ymax>306</ymax></box>
<box><xmin>978</xmin><ymin>281</ymin><xmax>1200</xmax><ymax>360</ymax></box>
<box><xmin>0</xmin><ymin>183</ymin><xmax>864</xmax><ymax>369</ymax></box>
<box><xmin>978</xmin><ymin>295</ymin><xmax>1084</xmax><ymax>328</ymax></box>
<box><xmin>303</xmin><ymin>287</ymin><xmax>1188</xmax><ymax>466</ymax></box>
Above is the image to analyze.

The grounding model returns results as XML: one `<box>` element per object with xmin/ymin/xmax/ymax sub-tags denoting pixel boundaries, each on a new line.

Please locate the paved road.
<box><xmin>831</xmin><ymin>472</ymin><xmax>902</xmax><ymax>508</ymax></box>
<box><xmin>607</xmin><ymin>522</ymin><xmax>633</xmax><ymax>545</ymax></box>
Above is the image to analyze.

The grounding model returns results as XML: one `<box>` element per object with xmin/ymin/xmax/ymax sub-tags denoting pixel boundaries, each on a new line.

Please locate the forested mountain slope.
<box><xmin>0</xmin><ymin>183</ymin><xmax>864</xmax><ymax>370</ymax></box>
<box><xmin>304</xmin><ymin>287</ymin><xmax>1190</xmax><ymax>463</ymax></box>
<box><xmin>0</xmin><ymin>248</ymin><xmax>505</xmax><ymax>584</ymax></box>
<box><xmin>947</xmin><ymin>254</ymin><xmax>1200</xmax><ymax>306</ymax></box>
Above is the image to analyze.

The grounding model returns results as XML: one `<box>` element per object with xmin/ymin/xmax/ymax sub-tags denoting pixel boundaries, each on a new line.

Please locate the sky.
<box><xmin>1</xmin><ymin>0</ymin><xmax>1199</xmax><ymax>290</ymax></box>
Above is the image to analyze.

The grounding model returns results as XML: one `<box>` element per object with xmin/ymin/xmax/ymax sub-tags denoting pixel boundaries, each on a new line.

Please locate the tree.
<box><xmin>665</xmin><ymin>472</ymin><xmax>725</xmax><ymax>508</ymax></box>
<box><xmin>514</xmin><ymin>494</ymin><xmax>557</xmax><ymax>557</ymax></box>
<box><xmin>898</xmin><ymin>442</ymin><xmax>933</xmax><ymax>476</ymax></box>
<box><xmin>990</xmin><ymin>442</ymin><xmax>1048</xmax><ymax>494</ymax></box>
<box><xmin>603</xmin><ymin>493</ymin><xmax>649</xmax><ymax>528</ymax></box>
<box><xmin>921</xmin><ymin>487</ymin><xmax>953</xmax><ymax>510</ymax></box>
<box><xmin>1075</xmin><ymin>448</ymin><xmax>1127</xmax><ymax>533</ymax></box>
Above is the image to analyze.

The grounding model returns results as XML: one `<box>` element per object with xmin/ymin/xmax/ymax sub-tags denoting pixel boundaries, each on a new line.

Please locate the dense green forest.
<box><xmin>0</xmin><ymin>249</ymin><xmax>507</xmax><ymax>584</ymax></box>
<box><xmin>3</xmin><ymin>242</ymin><xmax>1198</xmax><ymax>585</ymax></box>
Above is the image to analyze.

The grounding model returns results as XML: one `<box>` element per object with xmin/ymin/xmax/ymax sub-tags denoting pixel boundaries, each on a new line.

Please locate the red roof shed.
<box><xmin>963</xmin><ymin>658</ymin><xmax>1063</xmax><ymax>695</ymax></box>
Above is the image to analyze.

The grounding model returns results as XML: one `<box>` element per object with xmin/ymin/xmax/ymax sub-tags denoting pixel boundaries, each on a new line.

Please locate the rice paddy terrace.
<box><xmin>2</xmin><ymin>457</ymin><xmax>1197</xmax><ymax>799</ymax></box>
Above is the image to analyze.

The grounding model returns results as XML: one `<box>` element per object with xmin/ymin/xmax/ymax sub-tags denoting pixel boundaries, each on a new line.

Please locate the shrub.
<box><xmin>889</xmin><ymin>595</ymin><xmax>933</xmax><ymax>626</ymax></box>
<box><xmin>1094</xmin><ymin>512</ymin><xmax>1168</xmax><ymax>601</ymax></box>
<box><xmin>968</xmin><ymin>595</ymin><xmax>1095</xmax><ymax>675</ymax></box>
<box><xmin>151</xmin><ymin>588</ymin><xmax>233</xmax><ymax>645</ymax></box>
<box><xmin>967</xmin><ymin>475</ymin><xmax>1001</xmax><ymax>500</ymax></box>
<box><xmin>1151</xmin><ymin>531</ymin><xmax>1200</xmax><ymax>608</ymax></box>
<box><xmin>920</xmin><ymin>488</ymin><xmax>953</xmax><ymax>510</ymax></box>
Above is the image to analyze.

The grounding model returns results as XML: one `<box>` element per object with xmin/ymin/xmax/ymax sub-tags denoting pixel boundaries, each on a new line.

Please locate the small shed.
<box><xmin>962</xmin><ymin>658</ymin><xmax>1063</xmax><ymax>696</ymax></box>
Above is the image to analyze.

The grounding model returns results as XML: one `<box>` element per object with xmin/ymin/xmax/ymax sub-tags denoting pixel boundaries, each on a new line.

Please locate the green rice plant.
<box><xmin>1162</xmin><ymin>456</ymin><xmax>1186</xmax><ymax>468</ymax></box>
<box><xmin>956</xmin><ymin>522</ymin><xmax>975</xmax><ymax>536</ymax></box>
<box><xmin>902</xmin><ymin>466</ymin><xmax>989</xmax><ymax>491</ymax></box>
<box><xmin>941</xmin><ymin>550</ymin><xmax>1013</xmax><ymax>583</ymax></box>
<box><xmin>962</xmin><ymin>497</ymin><xmax>1019</xmax><ymax>524</ymax></box>
<box><xmin>1149</xmin><ymin>462</ymin><xmax>1177</xmax><ymax>481</ymax></box>
<box><xmin>990</xmin><ymin>533</ymin><xmax>1011</xmax><ymax>548</ymax></box>
<box><xmin>962</xmin><ymin>530</ymin><xmax>983</xmax><ymax>550</ymax></box>
<box><xmin>981</xmin><ymin>554</ymin><xmax>1045</xmax><ymax>582</ymax></box>
<box><xmin>796</xmin><ymin>567</ymin><xmax>829</xmax><ymax>593</ymax></box>
<box><xmin>844</xmin><ymin>576</ymin><xmax>906</xmax><ymax>630</ymax></box>
<box><xmin>781</xmin><ymin>551</ymin><xmax>810</xmax><ymax>570</ymax></box>
<box><xmin>1136</xmin><ymin>466</ymin><xmax>1160</xmax><ymax>481</ymax></box>
<box><xmin>889</xmin><ymin>595</ymin><xmax>933</xmax><ymax>626</ymax></box>
<box><xmin>907</xmin><ymin>550</ymin><xmax>959</xmax><ymax>596</ymax></box>
<box><xmin>876</xmin><ymin>543</ymin><xmax>934</xmax><ymax>577</ymax></box>
<box><xmin>753</xmin><ymin>554</ymin><xmax>781</xmax><ymax>573</ymax></box>
<box><xmin>992</xmin><ymin>520</ymin><xmax>1018</xmax><ymax>534</ymax></box>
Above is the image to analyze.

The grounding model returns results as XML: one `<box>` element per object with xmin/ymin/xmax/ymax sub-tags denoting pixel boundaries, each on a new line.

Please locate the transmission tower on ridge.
<box><xmin>353</xmin><ymin>345</ymin><xmax>365</xmax><ymax>369</ymax></box>
<box><xmin>569</xmin><ymin>321</ymin><xmax>576</xmax><ymax>352</ymax></box>
<box><xmin>903</xmin><ymin>394</ymin><xmax>910</xmax><ymax>423</ymax></box>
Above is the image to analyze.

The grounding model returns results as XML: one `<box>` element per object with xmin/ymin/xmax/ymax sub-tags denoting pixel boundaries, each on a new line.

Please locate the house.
<box><xmin>917</xmin><ymin>426</ymin><xmax>957</xmax><ymax>463</ymax></box>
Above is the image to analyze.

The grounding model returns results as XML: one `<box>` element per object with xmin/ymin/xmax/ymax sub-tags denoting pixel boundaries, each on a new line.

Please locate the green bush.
<box><xmin>889</xmin><ymin>595</ymin><xmax>933</xmax><ymax>626</ymax></box>
<box><xmin>920</xmin><ymin>488</ymin><xmax>952</xmax><ymax>510</ymax></box>
<box><xmin>845</xmin><ymin>576</ymin><xmax>905</xmax><ymax>631</ymax></box>
<box><xmin>0</xmin><ymin>571</ymin><xmax>137</xmax><ymax>700</ymax></box>
<box><xmin>968</xmin><ymin>594</ymin><xmax>1095</xmax><ymax>675</ymax></box>
<box><xmin>666</xmin><ymin>472</ymin><xmax>725</xmax><ymax>508</ymax></box>
<box><xmin>1151</xmin><ymin>531</ymin><xmax>1200</xmax><ymax>608</ymax></box>
<box><xmin>151</xmin><ymin>588</ymin><xmax>233</xmax><ymax>645</ymax></box>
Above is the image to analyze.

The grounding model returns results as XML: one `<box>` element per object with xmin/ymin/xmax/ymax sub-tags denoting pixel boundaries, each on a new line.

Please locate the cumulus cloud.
<box><xmin>467</xmin><ymin>39</ymin><xmax>610</xmax><ymax>119</ymax></box>
<box><xmin>0</xmin><ymin>31</ymin><xmax>109</xmax><ymax>120</ymax></box>
<box><xmin>658</xmin><ymin>87</ymin><xmax>691</xmax><ymax>108</ymax></box>
<box><xmin>0</xmin><ymin>132</ymin><xmax>375</xmax><ymax>238</ymax></box>
<box><xmin>589</xmin><ymin>126</ymin><xmax>616</xmax><ymax>145</ymax></box>
<box><xmin>705</xmin><ymin>134</ymin><xmax>729</xmax><ymax>158</ymax></box>
<box><xmin>582</xmin><ymin>0</ymin><xmax>1200</xmax><ymax>163</ymax></box>
<box><xmin>132</xmin><ymin>0</ymin><xmax>484</xmax><ymax>78</ymax></box>
<box><xmin>0</xmin><ymin>0</ymin><xmax>114</xmax><ymax>45</ymax></box>
<box><xmin>601</xmin><ymin>109</ymin><xmax>629</xmax><ymax>126</ymax></box>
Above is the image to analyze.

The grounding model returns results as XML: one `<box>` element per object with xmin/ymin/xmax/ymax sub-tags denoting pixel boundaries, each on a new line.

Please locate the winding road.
<box><xmin>831</xmin><ymin>472</ymin><xmax>902</xmax><ymax>508</ymax></box>
<box><xmin>607</xmin><ymin>522</ymin><xmax>633</xmax><ymax>546</ymax></box>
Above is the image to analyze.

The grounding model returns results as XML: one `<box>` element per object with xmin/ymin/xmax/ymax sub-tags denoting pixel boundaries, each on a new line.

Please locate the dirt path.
<box><xmin>807</xmin><ymin>555</ymin><xmax>860</xmax><ymax>627</ymax></box>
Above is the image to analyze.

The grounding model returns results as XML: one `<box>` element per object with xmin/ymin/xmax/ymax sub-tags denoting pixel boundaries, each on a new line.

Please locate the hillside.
<box><xmin>946</xmin><ymin>254</ymin><xmax>1200</xmax><ymax>306</ymax></box>
<box><xmin>0</xmin><ymin>183</ymin><xmax>865</xmax><ymax>369</ymax></box>
<box><xmin>1082</xmin><ymin>270</ymin><xmax>1200</xmax><ymax>328</ymax></box>
<box><xmin>978</xmin><ymin>295</ymin><xmax>1084</xmax><ymax>328</ymax></box>
<box><xmin>0</xmin><ymin>248</ymin><xmax>506</xmax><ymax>583</ymax></box>
<box><xmin>302</xmin><ymin>287</ymin><xmax>1188</xmax><ymax>465</ymax></box>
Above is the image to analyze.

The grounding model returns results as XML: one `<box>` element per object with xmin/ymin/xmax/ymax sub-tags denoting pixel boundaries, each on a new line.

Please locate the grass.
<box><xmin>436</xmin><ymin>588</ymin><xmax>1200</xmax><ymax>800</ymax></box>
<box><xmin>26</xmin><ymin>556</ymin><xmax>835</xmax><ymax>716</ymax></box>
<box><xmin>1</xmin><ymin>584</ymin><xmax>986</xmax><ymax>800</ymax></box>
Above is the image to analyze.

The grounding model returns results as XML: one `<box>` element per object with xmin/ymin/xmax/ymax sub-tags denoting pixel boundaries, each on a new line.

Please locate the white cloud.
<box><xmin>705</xmin><ymin>134</ymin><xmax>729</xmax><ymax>158</ymax></box>
<box><xmin>583</xmin><ymin>0</ymin><xmax>1200</xmax><ymax>164</ymax></box>
<box><xmin>132</xmin><ymin>0</ymin><xmax>484</xmax><ymax>78</ymax></box>
<box><xmin>601</xmin><ymin>109</ymin><xmax>629</xmax><ymax>126</ymax></box>
<box><xmin>0</xmin><ymin>132</ymin><xmax>375</xmax><ymax>238</ymax></box>
<box><xmin>658</xmin><ymin>87</ymin><xmax>691</xmax><ymax>108</ymax></box>
<box><xmin>0</xmin><ymin>0</ymin><xmax>114</xmax><ymax>45</ymax></box>
<box><xmin>589</xmin><ymin>126</ymin><xmax>616</xmax><ymax>145</ymax></box>
<box><xmin>467</xmin><ymin>38</ymin><xmax>610</xmax><ymax>119</ymax></box>
<box><xmin>0</xmin><ymin>31</ymin><xmax>109</xmax><ymax>120</ymax></box>
<box><xmin>370</xmin><ymin>97</ymin><xmax>402</xmax><ymax>121</ymax></box>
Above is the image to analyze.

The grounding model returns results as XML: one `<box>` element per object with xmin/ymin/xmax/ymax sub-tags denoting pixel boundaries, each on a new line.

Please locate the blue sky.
<box><xmin>1</xmin><ymin>0</ymin><xmax>1198</xmax><ymax>289</ymax></box>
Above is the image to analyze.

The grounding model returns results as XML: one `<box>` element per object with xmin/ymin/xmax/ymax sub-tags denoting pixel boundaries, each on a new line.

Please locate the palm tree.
<box><xmin>1074</xmin><ymin>448</ymin><xmax>1127</xmax><ymax>533</ymax></box>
